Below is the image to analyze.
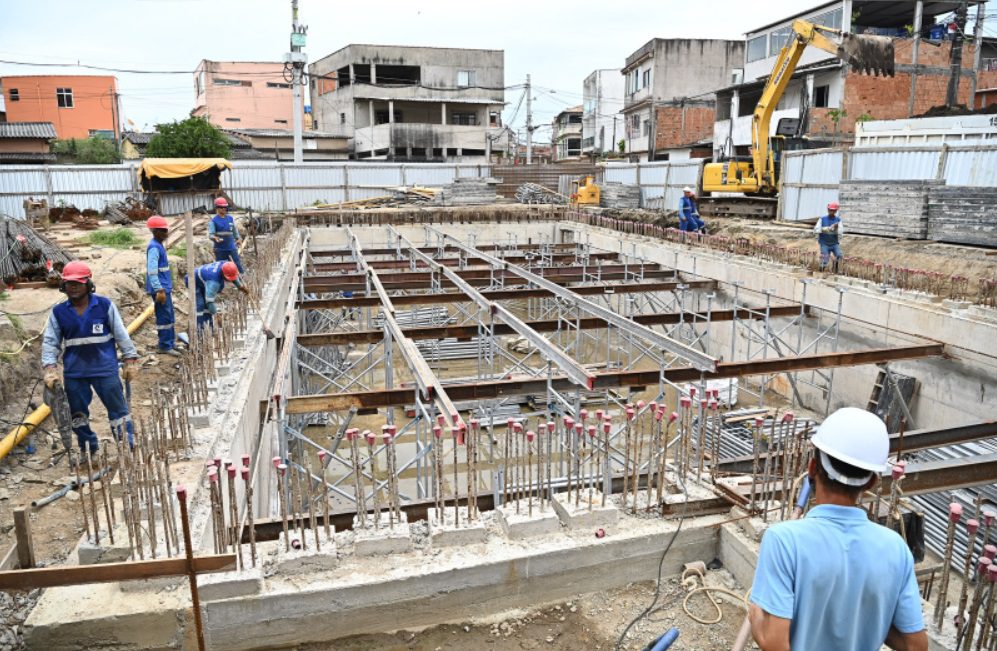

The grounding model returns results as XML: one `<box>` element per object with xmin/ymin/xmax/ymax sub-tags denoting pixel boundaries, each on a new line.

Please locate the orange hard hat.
<box><xmin>221</xmin><ymin>261</ymin><xmax>239</xmax><ymax>281</ymax></box>
<box><xmin>214</xmin><ymin>197</ymin><xmax>229</xmax><ymax>208</ymax></box>
<box><xmin>146</xmin><ymin>215</ymin><xmax>168</xmax><ymax>229</ymax></box>
<box><xmin>62</xmin><ymin>261</ymin><xmax>92</xmax><ymax>283</ymax></box>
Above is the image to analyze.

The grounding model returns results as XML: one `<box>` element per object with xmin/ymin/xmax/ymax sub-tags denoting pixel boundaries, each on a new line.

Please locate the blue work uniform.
<box><xmin>41</xmin><ymin>295</ymin><xmax>138</xmax><ymax>452</ymax></box>
<box><xmin>751</xmin><ymin>504</ymin><xmax>924</xmax><ymax>650</ymax></box>
<box><xmin>187</xmin><ymin>261</ymin><xmax>242</xmax><ymax>329</ymax></box>
<box><xmin>679</xmin><ymin>195</ymin><xmax>705</xmax><ymax>232</ymax></box>
<box><xmin>145</xmin><ymin>238</ymin><xmax>176</xmax><ymax>351</ymax></box>
<box><xmin>209</xmin><ymin>212</ymin><xmax>243</xmax><ymax>273</ymax></box>
<box><xmin>814</xmin><ymin>214</ymin><xmax>844</xmax><ymax>271</ymax></box>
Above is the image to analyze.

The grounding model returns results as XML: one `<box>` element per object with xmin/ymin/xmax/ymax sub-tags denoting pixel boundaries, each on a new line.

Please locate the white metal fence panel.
<box><xmin>849</xmin><ymin>148</ymin><xmax>941</xmax><ymax>180</ymax></box>
<box><xmin>603</xmin><ymin>165</ymin><xmax>638</xmax><ymax>185</ymax></box>
<box><xmin>943</xmin><ymin>148</ymin><xmax>997</xmax><ymax>186</ymax></box>
<box><xmin>0</xmin><ymin>167</ymin><xmax>52</xmax><ymax>218</ymax></box>
<box><xmin>603</xmin><ymin>160</ymin><xmax>704</xmax><ymax>210</ymax></box>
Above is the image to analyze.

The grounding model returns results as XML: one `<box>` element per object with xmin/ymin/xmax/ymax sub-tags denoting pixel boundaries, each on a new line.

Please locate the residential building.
<box><xmin>713</xmin><ymin>1</ymin><xmax>987</xmax><ymax>158</ymax></box>
<box><xmin>0</xmin><ymin>122</ymin><xmax>57</xmax><ymax>164</ymax></box>
<box><xmin>120</xmin><ymin>130</ymin><xmax>274</xmax><ymax>160</ymax></box>
<box><xmin>552</xmin><ymin>105</ymin><xmax>583</xmax><ymax>161</ymax></box>
<box><xmin>192</xmin><ymin>60</ymin><xmax>302</xmax><ymax>130</ymax></box>
<box><xmin>582</xmin><ymin>69</ymin><xmax>625</xmax><ymax>157</ymax></box>
<box><xmin>308</xmin><ymin>45</ymin><xmax>505</xmax><ymax>161</ymax></box>
<box><xmin>621</xmin><ymin>39</ymin><xmax>744</xmax><ymax>161</ymax></box>
<box><xmin>0</xmin><ymin>75</ymin><xmax>119</xmax><ymax>140</ymax></box>
<box><xmin>223</xmin><ymin>128</ymin><xmax>350</xmax><ymax>161</ymax></box>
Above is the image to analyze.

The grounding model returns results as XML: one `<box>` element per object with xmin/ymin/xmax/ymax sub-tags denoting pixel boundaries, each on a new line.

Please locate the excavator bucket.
<box><xmin>839</xmin><ymin>33</ymin><xmax>895</xmax><ymax>77</ymax></box>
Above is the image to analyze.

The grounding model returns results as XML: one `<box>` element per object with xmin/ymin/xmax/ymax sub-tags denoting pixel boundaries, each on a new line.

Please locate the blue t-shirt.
<box><xmin>751</xmin><ymin>504</ymin><xmax>924</xmax><ymax>651</ymax></box>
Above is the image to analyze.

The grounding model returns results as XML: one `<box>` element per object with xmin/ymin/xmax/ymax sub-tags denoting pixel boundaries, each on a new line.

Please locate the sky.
<box><xmin>0</xmin><ymin>0</ymin><xmax>985</xmax><ymax>143</ymax></box>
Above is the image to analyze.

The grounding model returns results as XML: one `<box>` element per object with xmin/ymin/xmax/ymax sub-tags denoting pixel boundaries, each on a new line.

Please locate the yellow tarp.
<box><xmin>138</xmin><ymin>158</ymin><xmax>232</xmax><ymax>180</ymax></box>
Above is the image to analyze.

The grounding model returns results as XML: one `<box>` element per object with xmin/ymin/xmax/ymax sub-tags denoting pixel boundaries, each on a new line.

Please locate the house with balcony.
<box><xmin>621</xmin><ymin>39</ymin><xmax>744</xmax><ymax>161</ymax></box>
<box><xmin>712</xmin><ymin>1</ymin><xmax>987</xmax><ymax>159</ymax></box>
<box><xmin>308</xmin><ymin>45</ymin><xmax>505</xmax><ymax>161</ymax></box>
<box><xmin>552</xmin><ymin>105</ymin><xmax>583</xmax><ymax>161</ymax></box>
<box><xmin>582</xmin><ymin>69</ymin><xmax>625</xmax><ymax>157</ymax></box>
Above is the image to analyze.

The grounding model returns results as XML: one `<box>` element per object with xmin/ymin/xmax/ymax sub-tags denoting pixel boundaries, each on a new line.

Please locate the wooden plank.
<box><xmin>0</xmin><ymin>553</ymin><xmax>236</xmax><ymax>591</ymax></box>
<box><xmin>13</xmin><ymin>508</ymin><xmax>34</xmax><ymax>570</ymax></box>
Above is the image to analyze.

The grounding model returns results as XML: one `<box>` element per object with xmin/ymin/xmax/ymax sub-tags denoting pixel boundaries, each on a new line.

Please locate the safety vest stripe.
<box><xmin>109</xmin><ymin>415</ymin><xmax>133</xmax><ymax>428</ymax></box>
<box><xmin>215</xmin><ymin>230</ymin><xmax>233</xmax><ymax>236</ymax></box>
<box><xmin>155</xmin><ymin>323</ymin><xmax>174</xmax><ymax>330</ymax></box>
<box><xmin>64</xmin><ymin>334</ymin><xmax>113</xmax><ymax>347</ymax></box>
<box><xmin>158</xmin><ymin>266</ymin><xmax>171</xmax><ymax>273</ymax></box>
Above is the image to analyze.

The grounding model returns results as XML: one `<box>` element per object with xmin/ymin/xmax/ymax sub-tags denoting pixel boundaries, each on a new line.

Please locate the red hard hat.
<box><xmin>828</xmin><ymin>201</ymin><xmax>840</xmax><ymax>210</ymax></box>
<box><xmin>214</xmin><ymin>197</ymin><xmax>229</xmax><ymax>208</ymax></box>
<box><xmin>62</xmin><ymin>261</ymin><xmax>92</xmax><ymax>283</ymax></box>
<box><xmin>146</xmin><ymin>215</ymin><xmax>168</xmax><ymax>230</ymax></box>
<box><xmin>221</xmin><ymin>261</ymin><xmax>239</xmax><ymax>281</ymax></box>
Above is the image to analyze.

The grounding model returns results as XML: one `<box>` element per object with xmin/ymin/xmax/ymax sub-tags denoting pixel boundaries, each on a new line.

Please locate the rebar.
<box><xmin>938</xmin><ymin>502</ymin><xmax>965</xmax><ymax>629</ymax></box>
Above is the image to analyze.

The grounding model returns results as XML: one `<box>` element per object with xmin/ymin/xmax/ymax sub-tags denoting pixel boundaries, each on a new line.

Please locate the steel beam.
<box><xmin>430</xmin><ymin>228</ymin><xmax>716</xmax><ymax>371</ymax></box>
<box><xmin>309</xmin><ymin>243</ymin><xmax>579</xmax><ymax>258</ymax></box>
<box><xmin>302</xmin><ymin>268</ymin><xmax>678</xmax><ymax>292</ymax></box>
<box><xmin>312</xmin><ymin>252</ymin><xmax>619</xmax><ymax>272</ymax></box>
<box><xmin>281</xmin><ymin>344</ymin><xmax>944</xmax><ymax>413</ymax></box>
<box><xmin>880</xmin><ymin>452</ymin><xmax>997</xmax><ymax>495</ymax></box>
<box><xmin>298</xmin><ymin>305</ymin><xmax>807</xmax><ymax>347</ymax></box>
<box><xmin>298</xmin><ymin>279</ymin><xmax>716</xmax><ymax>310</ymax></box>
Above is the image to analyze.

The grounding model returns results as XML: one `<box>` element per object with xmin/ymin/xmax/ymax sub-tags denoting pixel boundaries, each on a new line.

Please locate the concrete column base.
<box><xmin>552</xmin><ymin>490</ymin><xmax>619</xmax><ymax>530</ymax></box>
<box><xmin>77</xmin><ymin>522</ymin><xmax>133</xmax><ymax>565</ymax></box>
<box><xmin>352</xmin><ymin>512</ymin><xmax>412</xmax><ymax>556</ymax></box>
<box><xmin>189</xmin><ymin>410</ymin><xmax>211</xmax><ymax>428</ymax></box>
<box><xmin>199</xmin><ymin>566</ymin><xmax>264</xmax><ymax>602</ymax></box>
<box><xmin>427</xmin><ymin>506</ymin><xmax>488</xmax><ymax>547</ymax></box>
<box><xmin>495</xmin><ymin>499</ymin><xmax>562</xmax><ymax>539</ymax></box>
<box><xmin>271</xmin><ymin>530</ymin><xmax>338</xmax><ymax>574</ymax></box>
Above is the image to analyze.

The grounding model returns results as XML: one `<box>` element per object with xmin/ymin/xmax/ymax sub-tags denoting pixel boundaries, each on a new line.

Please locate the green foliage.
<box><xmin>52</xmin><ymin>137</ymin><xmax>121</xmax><ymax>164</ymax></box>
<box><xmin>7</xmin><ymin>313</ymin><xmax>26</xmax><ymax>341</ymax></box>
<box><xmin>84</xmin><ymin>228</ymin><xmax>139</xmax><ymax>249</ymax></box>
<box><xmin>827</xmin><ymin>108</ymin><xmax>847</xmax><ymax>125</ymax></box>
<box><xmin>618</xmin><ymin>139</ymin><xmax>626</xmax><ymax>154</ymax></box>
<box><xmin>856</xmin><ymin>112</ymin><xmax>875</xmax><ymax>123</ymax></box>
<box><xmin>145</xmin><ymin>117</ymin><xmax>231</xmax><ymax>159</ymax></box>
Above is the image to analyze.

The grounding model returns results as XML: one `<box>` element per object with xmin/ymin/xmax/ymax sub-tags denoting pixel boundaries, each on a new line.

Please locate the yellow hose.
<box><xmin>0</xmin><ymin>306</ymin><xmax>155</xmax><ymax>460</ymax></box>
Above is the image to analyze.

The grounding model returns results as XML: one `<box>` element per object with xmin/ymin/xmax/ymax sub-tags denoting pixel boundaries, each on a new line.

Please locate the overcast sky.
<box><xmin>0</xmin><ymin>0</ymin><xmax>950</xmax><ymax>142</ymax></box>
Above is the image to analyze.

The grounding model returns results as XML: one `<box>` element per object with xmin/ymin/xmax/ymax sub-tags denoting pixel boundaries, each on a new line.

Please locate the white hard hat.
<box><xmin>683</xmin><ymin>186</ymin><xmax>694</xmax><ymax>193</ymax></box>
<box><xmin>811</xmin><ymin>407</ymin><xmax>889</xmax><ymax>485</ymax></box>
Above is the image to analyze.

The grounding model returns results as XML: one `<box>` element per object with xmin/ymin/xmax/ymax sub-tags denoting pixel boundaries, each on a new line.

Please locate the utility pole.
<box><xmin>525</xmin><ymin>74</ymin><xmax>533</xmax><ymax>165</ymax></box>
<box><xmin>288</xmin><ymin>0</ymin><xmax>308</xmax><ymax>163</ymax></box>
<box><xmin>945</xmin><ymin>0</ymin><xmax>969</xmax><ymax>108</ymax></box>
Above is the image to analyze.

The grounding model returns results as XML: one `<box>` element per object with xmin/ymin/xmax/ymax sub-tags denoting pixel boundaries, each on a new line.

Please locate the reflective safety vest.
<box><xmin>145</xmin><ymin>238</ymin><xmax>172</xmax><ymax>294</ymax></box>
<box><xmin>195</xmin><ymin>261</ymin><xmax>227</xmax><ymax>289</ymax></box>
<box><xmin>53</xmin><ymin>295</ymin><xmax>119</xmax><ymax>378</ymax></box>
<box><xmin>819</xmin><ymin>215</ymin><xmax>842</xmax><ymax>246</ymax></box>
<box><xmin>211</xmin><ymin>214</ymin><xmax>237</xmax><ymax>252</ymax></box>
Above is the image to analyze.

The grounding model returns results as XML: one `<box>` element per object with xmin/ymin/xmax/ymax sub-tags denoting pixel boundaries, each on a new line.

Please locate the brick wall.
<box><xmin>842</xmin><ymin>72</ymin><xmax>972</xmax><ymax>129</ymax></box>
<box><xmin>654</xmin><ymin>104</ymin><xmax>715</xmax><ymax>150</ymax></box>
<box><xmin>976</xmin><ymin>69</ymin><xmax>997</xmax><ymax>108</ymax></box>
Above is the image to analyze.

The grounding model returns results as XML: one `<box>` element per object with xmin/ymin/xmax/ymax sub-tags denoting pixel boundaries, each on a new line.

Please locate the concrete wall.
<box><xmin>582</xmin><ymin>69</ymin><xmax>624</xmax><ymax>155</ymax></box>
<box><xmin>0</xmin><ymin>138</ymin><xmax>49</xmax><ymax>153</ymax></box>
<box><xmin>1</xmin><ymin>74</ymin><xmax>118</xmax><ymax>140</ymax></box>
<box><xmin>192</xmin><ymin>61</ymin><xmax>299</xmax><ymax>130</ymax></box>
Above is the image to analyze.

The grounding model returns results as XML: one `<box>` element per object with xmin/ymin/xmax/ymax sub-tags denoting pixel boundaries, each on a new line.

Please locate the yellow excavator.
<box><xmin>703</xmin><ymin>19</ymin><xmax>894</xmax><ymax>195</ymax></box>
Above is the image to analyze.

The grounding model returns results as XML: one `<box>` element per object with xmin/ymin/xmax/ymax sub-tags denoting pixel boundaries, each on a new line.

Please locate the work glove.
<box><xmin>43</xmin><ymin>365</ymin><xmax>60</xmax><ymax>389</ymax></box>
<box><xmin>155</xmin><ymin>289</ymin><xmax>167</xmax><ymax>305</ymax></box>
<box><xmin>239</xmin><ymin>285</ymin><xmax>250</xmax><ymax>295</ymax></box>
<box><xmin>121</xmin><ymin>359</ymin><xmax>139</xmax><ymax>383</ymax></box>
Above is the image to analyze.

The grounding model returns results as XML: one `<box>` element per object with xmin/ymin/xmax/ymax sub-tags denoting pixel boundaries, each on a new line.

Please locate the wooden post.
<box><xmin>185</xmin><ymin>211</ymin><xmax>197</xmax><ymax>338</ymax></box>
<box><xmin>13</xmin><ymin>508</ymin><xmax>35</xmax><ymax>569</ymax></box>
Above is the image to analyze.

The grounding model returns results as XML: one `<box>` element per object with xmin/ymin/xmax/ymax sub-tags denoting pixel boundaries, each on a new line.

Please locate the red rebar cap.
<box><xmin>469</xmin><ymin>419</ymin><xmax>480</xmax><ymax>431</ymax></box>
<box><xmin>433</xmin><ymin>425</ymin><xmax>442</xmax><ymax>439</ymax></box>
<box><xmin>754</xmin><ymin>417</ymin><xmax>764</xmax><ymax>427</ymax></box>
<box><xmin>978</xmin><ymin>558</ymin><xmax>991</xmax><ymax>574</ymax></box>
<box><xmin>654</xmin><ymin>409</ymin><xmax>664</xmax><ymax>422</ymax></box>
<box><xmin>508</xmin><ymin>417</ymin><xmax>516</xmax><ymax>427</ymax></box>
<box><xmin>224</xmin><ymin>459</ymin><xmax>234</xmax><ymax>469</ymax></box>
<box><xmin>574</xmin><ymin>422</ymin><xmax>583</xmax><ymax>434</ymax></box>
<box><xmin>891</xmin><ymin>462</ymin><xmax>906</xmax><ymax>481</ymax></box>
<box><xmin>603</xmin><ymin>422</ymin><xmax>611</xmax><ymax>433</ymax></box>
<box><xmin>546</xmin><ymin>421</ymin><xmax>555</xmax><ymax>431</ymax></box>
<box><xmin>277</xmin><ymin>463</ymin><xmax>287</xmax><ymax>475</ymax></box>
<box><xmin>626</xmin><ymin>408</ymin><xmax>635</xmax><ymax>421</ymax></box>
<box><xmin>241</xmin><ymin>453</ymin><xmax>250</xmax><ymax>466</ymax></box>
<box><xmin>587</xmin><ymin>425</ymin><xmax>596</xmax><ymax>437</ymax></box>
<box><xmin>985</xmin><ymin>511</ymin><xmax>995</xmax><ymax>526</ymax></box>
<box><xmin>783</xmin><ymin>411</ymin><xmax>795</xmax><ymax>422</ymax></box>
<box><xmin>595</xmin><ymin>409</ymin><xmax>605</xmax><ymax>421</ymax></box>
<box><xmin>213</xmin><ymin>456</ymin><xmax>222</xmax><ymax>467</ymax></box>
<box><xmin>669</xmin><ymin>411</ymin><xmax>679</xmax><ymax>423</ymax></box>
<box><xmin>388</xmin><ymin>424</ymin><xmax>398</xmax><ymax>436</ymax></box>
<box><xmin>709</xmin><ymin>400</ymin><xmax>719</xmax><ymax>411</ymax></box>
<box><xmin>949</xmin><ymin>503</ymin><xmax>963</xmax><ymax>521</ymax></box>
<box><xmin>637</xmin><ymin>400</ymin><xmax>645</xmax><ymax>410</ymax></box>
<box><xmin>985</xmin><ymin>544</ymin><xmax>997</xmax><ymax>560</ymax></box>
<box><xmin>564</xmin><ymin>417</ymin><xmax>574</xmax><ymax>428</ymax></box>
<box><xmin>968</xmin><ymin>519</ymin><xmax>980</xmax><ymax>536</ymax></box>
<box><xmin>680</xmin><ymin>397</ymin><xmax>692</xmax><ymax>408</ymax></box>
<box><xmin>241</xmin><ymin>466</ymin><xmax>250</xmax><ymax>480</ymax></box>
<box><xmin>318</xmin><ymin>450</ymin><xmax>328</xmax><ymax>462</ymax></box>
<box><xmin>176</xmin><ymin>484</ymin><xmax>187</xmax><ymax>498</ymax></box>
<box><xmin>364</xmin><ymin>430</ymin><xmax>374</xmax><ymax>443</ymax></box>
<box><xmin>688</xmin><ymin>387</ymin><xmax>696</xmax><ymax>398</ymax></box>
<box><xmin>649</xmin><ymin>401</ymin><xmax>658</xmax><ymax>412</ymax></box>
<box><xmin>580</xmin><ymin>408</ymin><xmax>589</xmax><ymax>421</ymax></box>
<box><xmin>227</xmin><ymin>465</ymin><xmax>236</xmax><ymax>478</ymax></box>
<box><xmin>625</xmin><ymin>403</ymin><xmax>634</xmax><ymax>410</ymax></box>
<box><xmin>989</xmin><ymin>564</ymin><xmax>997</xmax><ymax>582</ymax></box>
<box><xmin>527</xmin><ymin>430</ymin><xmax>535</xmax><ymax>442</ymax></box>
<box><xmin>513</xmin><ymin>421</ymin><xmax>523</xmax><ymax>433</ymax></box>
<box><xmin>208</xmin><ymin>467</ymin><xmax>218</xmax><ymax>482</ymax></box>
<box><xmin>437</xmin><ymin>414</ymin><xmax>446</xmax><ymax>427</ymax></box>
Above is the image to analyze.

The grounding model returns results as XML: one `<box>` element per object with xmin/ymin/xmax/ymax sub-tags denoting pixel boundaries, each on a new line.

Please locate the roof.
<box><xmin>0</xmin><ymin>122</ymin><xmax>57</xmax><ymax>139</ymax></box>
<box><xmin>123</xmin><ymin>131</ymin><xmax>253</xmax><ymax>148</ymax></box>
<box><xmin>0</xmin><ymin>152</ymin><xmax>57</xmax><ymax>163</ymax></box>
<box><xmin>225</xmin><ymin>128</ymin><xmax>348</xmax><ymax>139</ymax></box>
<box><xmin>747</xmin><ymin>0</ymin><xmax>986</xmax><ymax>34</ymax></box>
<box><xmin>139</xmin><ymin>158</ymin><xmax>232</xmax><ymax>181</ymax></box>
<box><xmin>556</xmin><ymin>105</ymin><xmax>583</xmax><ymax>115</ymax></box>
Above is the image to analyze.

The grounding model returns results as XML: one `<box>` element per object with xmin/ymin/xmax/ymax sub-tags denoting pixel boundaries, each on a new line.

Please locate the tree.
<box><xmin>52</xmin><ymin>137</ymin><xmax>121</xmax><ymax>164</ymax></box>
<box><xmin>145</xmin><ymin>117</ymin><xmax>231</xmax><ymax>158</ymax></box>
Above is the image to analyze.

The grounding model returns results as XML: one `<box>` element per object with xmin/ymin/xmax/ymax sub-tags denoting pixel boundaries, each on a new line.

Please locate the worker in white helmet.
<box><xmin>749</xmin><ymin>408</ymin><xmax>927</xmax><ymax>651</ymax></box>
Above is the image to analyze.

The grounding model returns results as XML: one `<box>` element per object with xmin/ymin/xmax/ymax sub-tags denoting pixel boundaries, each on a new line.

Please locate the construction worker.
<box><xmin>189</xmin><ymin>260</ymin><xmax>249</xmax><ymax>330</ymax></box>
<box><xmin>208</xmin><ymin>197</ymin><xmax>243</xmax><ymax>273</ymax></box>
<box><xmin>145</xmin><ymin>215</ymin><xmax>180</xmax><ymax>357</ymax></box>
<box><xmin>814</xmin><ymin>201</ymin><xmax>844</xmax><ymax>273</ymax></box>
<box><xmin>41</xmin><ymin>261</ymin><xmax>139</xmax><ymax>455</ymax></box>
<box><xmin>679</xmin><ymin>187</ymin><xmax>706</xmax><ymax>234</ymax></box>
<box><xmin>749</xmin><ymin>408</ymin><xmax>927</xmax><ymax>651</ymax></box>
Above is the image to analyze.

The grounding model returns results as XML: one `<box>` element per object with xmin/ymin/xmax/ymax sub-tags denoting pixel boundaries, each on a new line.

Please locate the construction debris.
<box><xmin>515</xmin><ymin>182</ymin><xmax>567</xmax><ymax>205</ymax></box>
<box><xmin>104</xmin><ymin>197</ymin><xmax>153</xmax><ymax>226</ymax></box>
<box><xmin>0</xmin><ymin>215</ymin><xmax>74</xmax><ymax>286</ymax></box>
<box><xmin>434</xmin><ymin>178</ymin><xmax>502</xmax><ymax>206</ymax></box>
<box><xmin>599</xmin><ymin>182</ymin><xmax>641</xmax><ymax>209</ymax></box>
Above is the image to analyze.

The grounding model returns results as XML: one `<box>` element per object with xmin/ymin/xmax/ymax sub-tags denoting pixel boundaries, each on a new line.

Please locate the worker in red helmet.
<box><xmin>186</xmin><ymin>260</ymin><xmax>248</xmax><ymax>330</ymax></box>
<box><xmin>41</xmin><ymin>261</ymin><xmax>139</xmax><ymax>457</ymax></box>
<box><xmin>145</xmin><ymin>215</ymin><xmax>180</xmax><ymax>356</ymax></box>
<box><xmin>814</xmin><ymin>201</ymin><xmax>844</xmax><ymax>273</ymax></box>
<box><xmin>208</xmin><ymin>196</ymin><xmax>243</xmax><ymax>274</ymax></box>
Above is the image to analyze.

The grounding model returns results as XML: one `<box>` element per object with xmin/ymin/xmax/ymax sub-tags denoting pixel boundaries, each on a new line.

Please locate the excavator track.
<box><xmin>699</xmin><ymin>196</ymin><xmax>778</xmax><ymax>220</ymax></box>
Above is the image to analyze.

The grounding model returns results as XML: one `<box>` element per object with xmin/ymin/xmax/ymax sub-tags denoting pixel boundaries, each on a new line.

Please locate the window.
<box><xmin>8</xmin><ymin>88</ymin><xmax>19</xmax><ymax>102</ymax></box>
<box><xmin>812</xmin><ymin>8</ymin><xmax>842</xmax><ymax>30</ymax></box>
<box><xmin>340</xmin><ymin>112</ymin><xmax>346</xmax><ymax>124</ymax></box>
<box><xmin>89</xmin><ymin>129</ymin><xmax>114</xmax><ymax>139</ymax></box>
<box><xmin>196</xmin><ymin>71</ymin><xmax>205</xmax><ymax>96</ymax></box>
<box><xmin>451</xmin><ymin>112</ymin><xmax>477</xmax><ymax>126</ymax></box>
<box><xmin>769</xmin><ymin>27</ymin><xmax>792</xmax><ymax>56</ymax></box>
<box><xmin>274</xmin><ymin>119</ymin><xmax>288</xmax><ymax>124</ymax></box>
<box><xmin>642</xmin><ymin>69</ymin><xmax>651</xmax><ymax>89</ymax></box>
<box><xmin>814</xmin><ymin>84</ymin><xmax>830</xmax><ymax>108</ymax></box>
<box><xmin>457</xmin><ymin>70</ymin><xmax>476</xmax><ymax>87</ymax></box>
<box><xmin>267</xmin><ymin>82</ymin><xmax>292</xmax><ymax>89</ymax></box>
<box><xmin>214</xmin><ymin>78</ymin><xmax>251</xmax><ymax>87</ymax></box>
<box><xmin>489</xmin><ymin>111</ymin><xmax>500</xmax><ymax>127</ymax></box>
<box><xmin>56</xmin><ymin>88</ymin><xmax>73</xmax><ymax>108</ymax></box>
<box><xmin>642</xmin><ymin>119</ymin><xmax>650</xmax><ymax>137</ymax></box>
<box><xmin>746</xmin><ymin>35</ymin><xmax>767</xmax><ymax>62</ymax></box>
<box><xmin>225</xmin><ymin>117</ymin><xmax>241</xmax><ymax>122</ymax></box>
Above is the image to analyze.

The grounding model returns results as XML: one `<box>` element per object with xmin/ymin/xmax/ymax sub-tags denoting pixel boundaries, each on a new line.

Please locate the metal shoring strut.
<box><xmin>632</xmin><ymin>401</ymin><xmax>646</xmax><ymax>514</ymax></box>
<box><xmin>432</xmin><ymin>424</ymin><xmax>444</xmax><ymax>524</ymax></box>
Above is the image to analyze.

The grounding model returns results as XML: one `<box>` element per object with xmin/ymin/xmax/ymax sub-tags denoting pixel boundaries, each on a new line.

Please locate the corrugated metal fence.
<box><xmin>603</xmin><ymin>160</ymin><xmax>704</xmax><ymax>211</ymax></box>
<box><xmin>0</xmin><ymin>162</ymin><xmax>492</xmax><ymax>218</ymax></box>
<box><xmin>780</xmin><ymin>143</ymin><xmax>997</xmax><ymax>221</ymax></box>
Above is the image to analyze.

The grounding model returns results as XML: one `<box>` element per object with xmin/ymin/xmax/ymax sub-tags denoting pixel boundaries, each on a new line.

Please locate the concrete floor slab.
<box><xmin>495</xmin><ymin>499</ymin><xmax>562</xmax><ymax>539</ymax></box>
<box><xmin>427</xmin><ymin>506</ymin><xmax>488</xmax><ymax>547</ymax></box>
<box><xmin>551</xmin><ymin>490</ymin><xmax>618</xmax><ymax>530</ymax></box>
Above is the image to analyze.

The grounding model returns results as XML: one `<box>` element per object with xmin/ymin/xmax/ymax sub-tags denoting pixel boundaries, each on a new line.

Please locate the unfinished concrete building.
<box><xmin>0</xmin><ymin>192</ymin><xmax>989</xmax><ymax>650</ymax></box>
<box><xmin>308</xmin><ymin>45</ymin><xmax>506</xmax><ymax>162</ymax></box>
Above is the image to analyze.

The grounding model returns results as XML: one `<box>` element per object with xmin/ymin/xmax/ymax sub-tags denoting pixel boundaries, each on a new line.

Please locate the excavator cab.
<box><xmin>570</xmin><ymin>175</ymin><xmax>601</xmax><ymax>206</ymax></box>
